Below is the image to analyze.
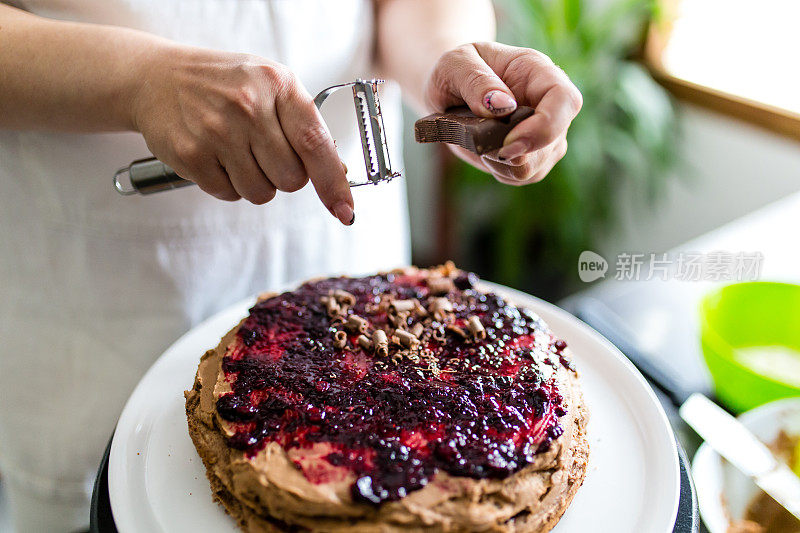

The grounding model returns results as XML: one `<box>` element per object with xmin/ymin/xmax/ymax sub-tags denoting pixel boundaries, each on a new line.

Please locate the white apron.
<box><xmin>0</xmin><ymin>1</ymin><xmax>409</xmax><ymax>530</ymax></box>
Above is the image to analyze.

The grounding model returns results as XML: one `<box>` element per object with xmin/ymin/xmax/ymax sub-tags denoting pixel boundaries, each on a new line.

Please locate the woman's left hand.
<box><xmin>425</xmin><ymin>42</ymin><xmax>582</xmax><ymax>185</ymax></box>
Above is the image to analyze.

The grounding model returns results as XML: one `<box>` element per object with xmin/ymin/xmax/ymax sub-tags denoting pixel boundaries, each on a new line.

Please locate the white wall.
<box><xmin>597</xmin><ymin>103</ymin><xmax>800</xmax><ymax>258</ymax></box>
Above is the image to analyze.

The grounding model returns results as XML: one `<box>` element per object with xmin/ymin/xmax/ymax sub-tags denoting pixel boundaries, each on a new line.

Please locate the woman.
<box><xmin>0</xmin><ymin>0</ymin><xmax>581</xmax><ymax>530</ymax></box>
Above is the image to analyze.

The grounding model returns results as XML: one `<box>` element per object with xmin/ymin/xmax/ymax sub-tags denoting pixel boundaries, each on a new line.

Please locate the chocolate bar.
<box><xmin>414</xmin><ymin>106</ymin><xmax>535</xmax><ymax>155</ymax></box>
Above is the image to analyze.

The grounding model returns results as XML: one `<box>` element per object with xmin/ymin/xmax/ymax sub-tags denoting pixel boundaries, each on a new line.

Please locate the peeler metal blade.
<box><xmin>314</xmin><ymin>79</ymin><xmax>400</xmax><ymax>188</ymax></box>
<box><xmin>351</xmin><ymin>79</ymin><xmax>400</xmax><ymax>186</ymax></box>
<box><xmin>114</xmin><ymin>78</ymin><xmax>400</xmax><ymax>196</ymax></box>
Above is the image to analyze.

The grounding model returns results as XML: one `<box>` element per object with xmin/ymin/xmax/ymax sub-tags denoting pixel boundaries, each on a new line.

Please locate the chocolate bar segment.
<box><xmin>414</xmin><ymin>105</ymin><xmax>535</xmax><ymax>155</ymax></box>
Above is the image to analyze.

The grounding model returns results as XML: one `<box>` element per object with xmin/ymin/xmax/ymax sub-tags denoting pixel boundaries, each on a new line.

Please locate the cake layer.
<box><xmin>185</xmin><ymin>265</ymin><xmax>589</xmax><ymax>532</ymax></box>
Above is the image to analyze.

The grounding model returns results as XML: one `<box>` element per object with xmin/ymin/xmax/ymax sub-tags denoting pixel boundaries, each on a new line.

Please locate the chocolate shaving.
<box><xmin>427</xmin><ymin>276</ymin><xmax>454</xmax><ymax>296</ymax></box>
<box><xmin>428</xmin><ymin>297</ymin><xmax>453</xmax><ymax>321</ymax></box>
<box><xmin>345</xmin><ymin>315</ymin><xmax>368</xmax><ymax>334</ymax></box>
<box><xmin>332</xmin><ymin>289</ymin><xmax>356</xmax><ymax>306</ymax></box>
<box><xmin>372</xmin><ymin>330</ymin><xmax>389</xmax><ymax>357</ymax></box>
<box><xmin>442</xmin><ymin>260</ymin><xmax>458</xmax><ymax>277</ymax></box>
<box><xmin>390</xmin><ymin>299</ymin><xmax>417</xmax><ymax>314</ymax></box>
<box><xmin>323</xmin><ymin>297</ymin><xmax>340</xmax><ymax>317</ymax></box>
<box><xmin>388</xmin><ymin>312</ymin><xmax>408</xmax><ymax>329</ymax></box>
<box><xmin>467</xmin><ymin>316</ymin><xmax>486</xmax><ymax>340</ymax></box>
<box><xmin>377</xmin><ymin>297</ymin><xmax>392</xmax><ymax>313</ymax></box>
<box><xmin>410</xmin><ymin>322</ymin><xmax>424</xmax><ymax>338</ymax></box>
<box><xmin>426</xmin><ymin>359</ymin><xmax>442</xmax><ymax>378</ymax></box>
<box><xmin>446</xmin><ymin>324</ymin><xmax>468</xmax><ymax>339</ymax></box>
<box><xmin>395</xmin><ymin>329</ymin><xmax>420</xmax><ymax>349</ymax></box>
<box><xmin>333</xmin><ymin>330</ymin><xmax>347</xmax><ymax>349</ymax></box>
<box><xmin>357</xmin><ymin>334</ymin><xmax>373</xmax><ymax>352</ymax></box>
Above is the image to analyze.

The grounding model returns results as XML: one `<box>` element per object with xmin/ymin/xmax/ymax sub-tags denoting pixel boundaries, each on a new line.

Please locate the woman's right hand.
<box><xmin>131</xmin><ymin>46</ymin><xmax>355</xmax><ymax>225</ymax></box>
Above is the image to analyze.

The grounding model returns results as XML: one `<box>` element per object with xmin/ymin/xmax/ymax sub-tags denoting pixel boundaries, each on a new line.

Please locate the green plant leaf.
<box><xmin>564</xmin><ymin>0</ymin><xmax>583</xmax><ymax>31</ymax></box>
<box><xmin>447</xmin><ymin>0</ymin><xmax>680</xmax><ymax>298</ymax></box>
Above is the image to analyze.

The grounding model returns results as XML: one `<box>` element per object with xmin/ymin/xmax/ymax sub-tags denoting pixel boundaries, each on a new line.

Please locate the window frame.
<box><xmin>643</xmin><ymin>9</ymin><xmax>800</xmax><ymax>142</ymax></box>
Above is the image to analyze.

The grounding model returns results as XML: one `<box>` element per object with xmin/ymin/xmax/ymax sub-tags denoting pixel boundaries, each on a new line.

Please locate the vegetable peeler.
<box><xmin>113</xmin><ymin>78</ymin><xmax>401</xmax><ymax>195</ymax></box>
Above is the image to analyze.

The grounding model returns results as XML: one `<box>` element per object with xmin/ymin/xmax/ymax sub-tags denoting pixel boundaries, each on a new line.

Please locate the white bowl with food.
<box><xmin>693</xmin><ymin>397</ymin><xmax>800</xmax><ymax>533</ymax></box>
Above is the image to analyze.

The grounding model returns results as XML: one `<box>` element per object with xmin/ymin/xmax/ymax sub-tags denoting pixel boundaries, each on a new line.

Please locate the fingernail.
<box><xmin>497</xmin><ymin>140</ymin><xmax>528</xmax><ymax>161</ymax></box>
<box><xmin>484</xmin><ymin>91</ymin><xmax>517</xmax><ymax>114</ymax></box>
<box><xmin>333</xmin><ymin>203</ymin><xmax>355</xmax><ymax>226</ymax></box>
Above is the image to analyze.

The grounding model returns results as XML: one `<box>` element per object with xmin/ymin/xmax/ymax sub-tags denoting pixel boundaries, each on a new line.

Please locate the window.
<box><xmin>645</xmin><ymin>0</ymin><xmax>800</xmax><ymax>140</ymax></box>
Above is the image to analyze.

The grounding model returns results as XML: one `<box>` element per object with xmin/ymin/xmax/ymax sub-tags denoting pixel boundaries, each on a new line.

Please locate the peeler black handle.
<box><xmin>114</xmin><ymin>158</ymin><xmax>192</xmax><ymax>195</ymax></box>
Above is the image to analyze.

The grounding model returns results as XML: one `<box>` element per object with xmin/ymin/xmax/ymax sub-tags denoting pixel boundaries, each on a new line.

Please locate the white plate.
<box><xmin>692</xmin><ymin>397</ymin><xmax>800</xmax><ymax>533</ymax></box>
<box><xmin>109</xmin><ymin>281</ymin><xmax>680</xmax><ymax>532</ymax></box>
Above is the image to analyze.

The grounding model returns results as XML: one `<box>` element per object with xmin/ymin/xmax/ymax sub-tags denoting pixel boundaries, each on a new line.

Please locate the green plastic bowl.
<box><xmin>700</xmin><ymin>282</ymin><xmax>800</xmax><ymax>413</ymax></box>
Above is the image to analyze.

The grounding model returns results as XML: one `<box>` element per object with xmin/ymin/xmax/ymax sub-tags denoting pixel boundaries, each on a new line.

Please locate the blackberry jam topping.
<box><xmin>217</xmin><ymin>272</ymin><xmax>572</xmax><ymax>505</ymax></box>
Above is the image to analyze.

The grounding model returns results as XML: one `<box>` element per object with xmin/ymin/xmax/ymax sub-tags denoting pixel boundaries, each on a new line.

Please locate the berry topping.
<box><xmin>216</xmin><ymin>272</ymin><xmax>572</xmax><ymax>505</ymax></box>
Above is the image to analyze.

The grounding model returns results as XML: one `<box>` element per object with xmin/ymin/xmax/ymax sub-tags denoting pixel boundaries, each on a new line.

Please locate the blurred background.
<box><xmin>405</xmin><ymin>0</ymin><xmax>800</xmax><ymax>301</ymax></box>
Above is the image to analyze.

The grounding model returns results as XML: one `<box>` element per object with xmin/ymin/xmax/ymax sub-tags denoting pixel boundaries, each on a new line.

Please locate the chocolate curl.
<box><xmin>390</xmin><ymin>299</ymin><xmax>417</xmax><ymax>314</ymax></box>
<box><xmin>430</xmin><ymin>297</ymin><xmax>453</xmax><ymax>311</ymax></box>
<box><xmin>432</xmin><ymin>327</ymin><xmax>446</xmax><ymax>341</ymax></box>
<box><xmin>428</xmin><ymin>297</ymin><xmax>453</xmax><ymax>321</ymax></box>
<box><xmin>388</xmin><ymin>312</ymin><xmax>408</xmax><ymax>329</ymax></box>
<box><xmin>323</xmin><ymin>297</ymin><xmax>340</xmax><ymax>317</ymax></box>
<box><xmin>427</xmin><ymin>276</ymin><xmax>454</xmax><ymax>295</ymax></box>
<box><xmin>467</xmin><ymin>316</ymin><xmax>486</xmax><ymax>339</ymax></box>
<box><xmin>357</xmin><ymin>334</ymin><xmax>373</xmax><ymax>352</ymax></box>
<box><xmin>442</xmin><ymin>260</ymin><xmax>458</xmax><ymax>277</ymax></box>
<box><xmin>332</xmin><ymin>289</ymin><xmax>356</xmax><ymax>306</ymax></box>
<box><xmin>377</xmin><ymin>297</ymin><xmax>393</xmax><ymax>313</ymax></box>
<box><xmin>345</xmin><ymin>315</ymin><xmax>368</xmax><ymax>333</ymax></box>
<box><xmin>410</xmin><ymin>322</ymin><xmax>424</xmax><ymax>338</ymax></box>
<box><xmin>333</xmin><ymin>330</ymin><xmax>347</xmax><ymax>349</ymax></box>
<box><xmin>372</xmin><ymin>330</ymin><xmax>389</xmax><ymax>357</ymax></box>
<box><xmin>395</xmin><ymin>329</ymin><xmax>420</xmax><ymax>349</ymax></box>
<box><xmin>445</xmin><ymin>324</ymin><xmax>468</xmax><ymax>339</ymax></box>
